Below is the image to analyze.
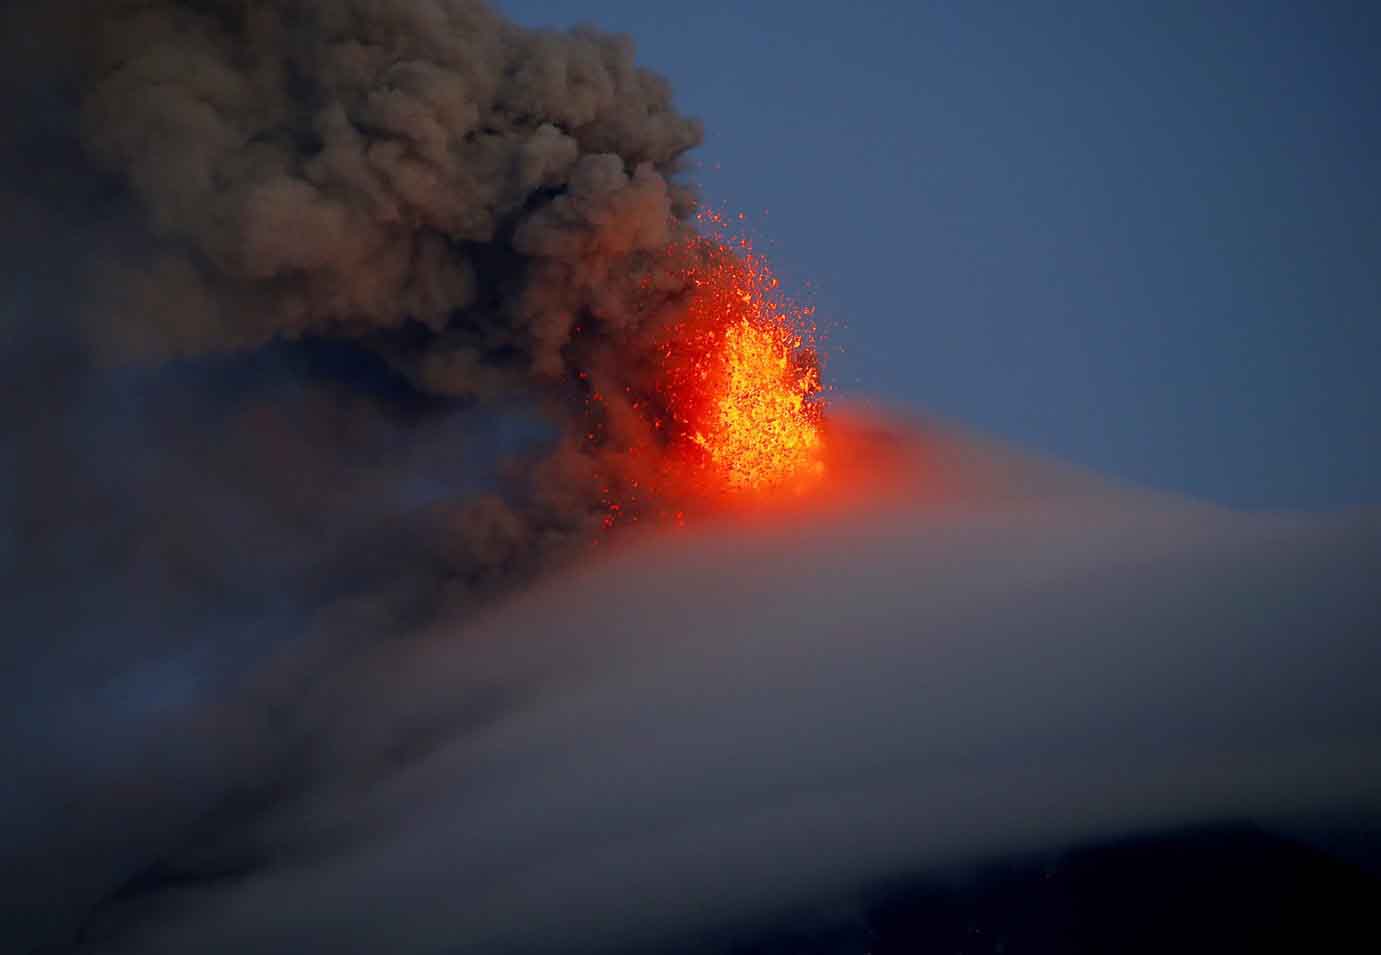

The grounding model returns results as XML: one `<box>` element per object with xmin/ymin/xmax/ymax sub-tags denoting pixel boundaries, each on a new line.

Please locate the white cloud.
<box><xmin>93</xmin><ymin>414</ymin><xmax>1381</xmax><ymax>953</ymax></box>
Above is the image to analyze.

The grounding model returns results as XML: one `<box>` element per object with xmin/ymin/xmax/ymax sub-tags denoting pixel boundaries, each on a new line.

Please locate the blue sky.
<box><xmin>502</xmin><ymin>0</ymin><xmax>1380</xmax><ymax>508</ymax></box>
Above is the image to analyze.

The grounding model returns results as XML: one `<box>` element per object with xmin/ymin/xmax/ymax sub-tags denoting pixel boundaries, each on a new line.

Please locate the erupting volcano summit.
<box><xmin>661</xmin><ymin>215</ymin><xmax>826</xmax><ymax>495</ymax></box>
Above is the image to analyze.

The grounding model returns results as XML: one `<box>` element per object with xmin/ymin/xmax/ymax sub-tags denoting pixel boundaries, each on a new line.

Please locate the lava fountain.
<box><xmin>656</xmin><ymin>215</ymin><xmax>826</xmax><ymax>496</ymax></box>
<box><xmin>578</xmin><ymin>213</ymin><xmax>830</xmax><ymax>535</ymax></box>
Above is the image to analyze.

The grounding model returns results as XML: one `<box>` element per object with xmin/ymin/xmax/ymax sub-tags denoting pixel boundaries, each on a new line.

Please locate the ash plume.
<box><xmin>76</xmin><ymin>0</ymin><xmax>701</xmax><ymax>372</ymax></box>
<box><xmin>9</xmin><ymin>0</ymin><xmax>714</xmax><ymax>607</ymax></box>
<box><xmin>2</xmin><ymin>2</ymin><xmax>710</xmax><ymax>948</ymax></box>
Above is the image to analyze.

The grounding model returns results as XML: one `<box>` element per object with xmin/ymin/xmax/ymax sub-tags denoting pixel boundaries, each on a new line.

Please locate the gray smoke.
<box><xmin>76</xmin><ymin>0</ymin><xmax>701</xmax><ymax>376</ymax></box>
<box><xmin>1</xmin><ymin>0</ymin><xmax>738</xmax><ymax>652</ymax></box>
<box><xmin>7</xmin><ymin>0</ymin><xmax>719</xmax><ymax>605</ymax></box>
<box><xmin>2</xmin><ymin>2</ymin><xmax>714</xmax><ymax>947</ymax></box>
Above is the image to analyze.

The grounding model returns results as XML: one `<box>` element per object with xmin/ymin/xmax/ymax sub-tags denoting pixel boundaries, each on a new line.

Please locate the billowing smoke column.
<box><xmin>56</xmin><ymin>0</ymin><xmax>824</xmax><ymax>557</ymax></box>
<box><xmin>2</xmin><ymin>3</ymin><xmax>831</xmax><ymax>946</ymax></box>
<box><xmin>3</xmin><ymin>0</ymin><xmax>831</xmax><ymax>701</ymax></box>
<box><xmin>77</xmin><ymin>0</ymin><xmax>701</xmax><ymax>372</ymax></box>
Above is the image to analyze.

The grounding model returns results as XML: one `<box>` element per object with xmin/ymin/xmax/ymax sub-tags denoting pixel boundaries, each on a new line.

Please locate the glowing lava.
<box><xmin>689</xmin><ymin>313</ymin><xmax>822</xmax><ymax>490</ymax></box>
<box><xmin>580</xmin><ymin>213</ymin><xmax>828</xmax><ymax>536</ymax></box>
<box><xmin>661</xmin><ymin>218</ymin><xmax>826</xmax><ymax>495</ymax></box>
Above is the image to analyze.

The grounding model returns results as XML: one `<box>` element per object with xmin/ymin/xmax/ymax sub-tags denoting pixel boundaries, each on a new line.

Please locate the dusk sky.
<box><xmin>506</xmin><ymin>0</ymin><xmax>1381</xmax><ymax>508</ymax></box>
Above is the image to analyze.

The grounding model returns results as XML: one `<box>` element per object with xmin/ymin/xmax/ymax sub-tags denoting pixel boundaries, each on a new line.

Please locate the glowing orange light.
<box><xmin>660</xmin><ymin>215</ymin><xmax>826</xmax><ymax>495</ymax></box>
<box><xmin>579</xmin><ymin>212</ymin><xmax>828</xmax><ymax>533</ymax></box>
<box><xmin>689</xmin><ymin>317</ymin><xmax>822</xmax><ymax>490</ymax></box>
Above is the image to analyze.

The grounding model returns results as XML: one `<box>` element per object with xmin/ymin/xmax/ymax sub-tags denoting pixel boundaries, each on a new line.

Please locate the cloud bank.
<box><xmin>48</xmin><ymin>419</ymin><xmax>1381</xmax><ymax>954</ymax></box>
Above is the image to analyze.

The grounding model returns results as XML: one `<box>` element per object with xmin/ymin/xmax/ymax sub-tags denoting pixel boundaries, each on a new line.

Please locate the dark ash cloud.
<box><xmin>3</xmin><ymin>2</ymin><xmax>712</xmax><ymax>947</ymax></box>
<box><xmin>75</xmin><ymin>0</ymin><xmax>701</xmax><ymax>376</ymax></box>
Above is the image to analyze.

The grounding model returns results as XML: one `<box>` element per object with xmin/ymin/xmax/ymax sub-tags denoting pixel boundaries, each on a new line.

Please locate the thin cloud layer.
<box><xmin>70</xmin><ymin>423</ymin><xmax>1381</xmax><ymax>953</ymax></box>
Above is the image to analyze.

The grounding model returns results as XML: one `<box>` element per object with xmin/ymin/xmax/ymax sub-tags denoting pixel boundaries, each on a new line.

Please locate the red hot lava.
<box><xmin>582</xmin><ymin>212</ymin><xmax>828</xmax><ymax>533</ymax></box>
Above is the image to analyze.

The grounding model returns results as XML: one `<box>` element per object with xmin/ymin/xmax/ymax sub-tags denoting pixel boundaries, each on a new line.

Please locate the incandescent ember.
<box><xmin>662</xmin><ymin>220</ymin><xmax>825</xmax><ymax>494</ymax></box>
<box><xmin>581</xmin><ymin>212</ymin><xmax>828</xmax><ymax>534</ymax></box>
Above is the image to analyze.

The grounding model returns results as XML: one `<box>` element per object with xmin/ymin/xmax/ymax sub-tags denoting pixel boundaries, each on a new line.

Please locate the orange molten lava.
<box><xmin>662</xmin><ymin>219</ymin><xmax>826</xmax><ymax>494</ymax></box>
<box><xmin>690</xmin><ymin>313</ymin><xmax>822</xmax><ymax>490</ymax></box>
